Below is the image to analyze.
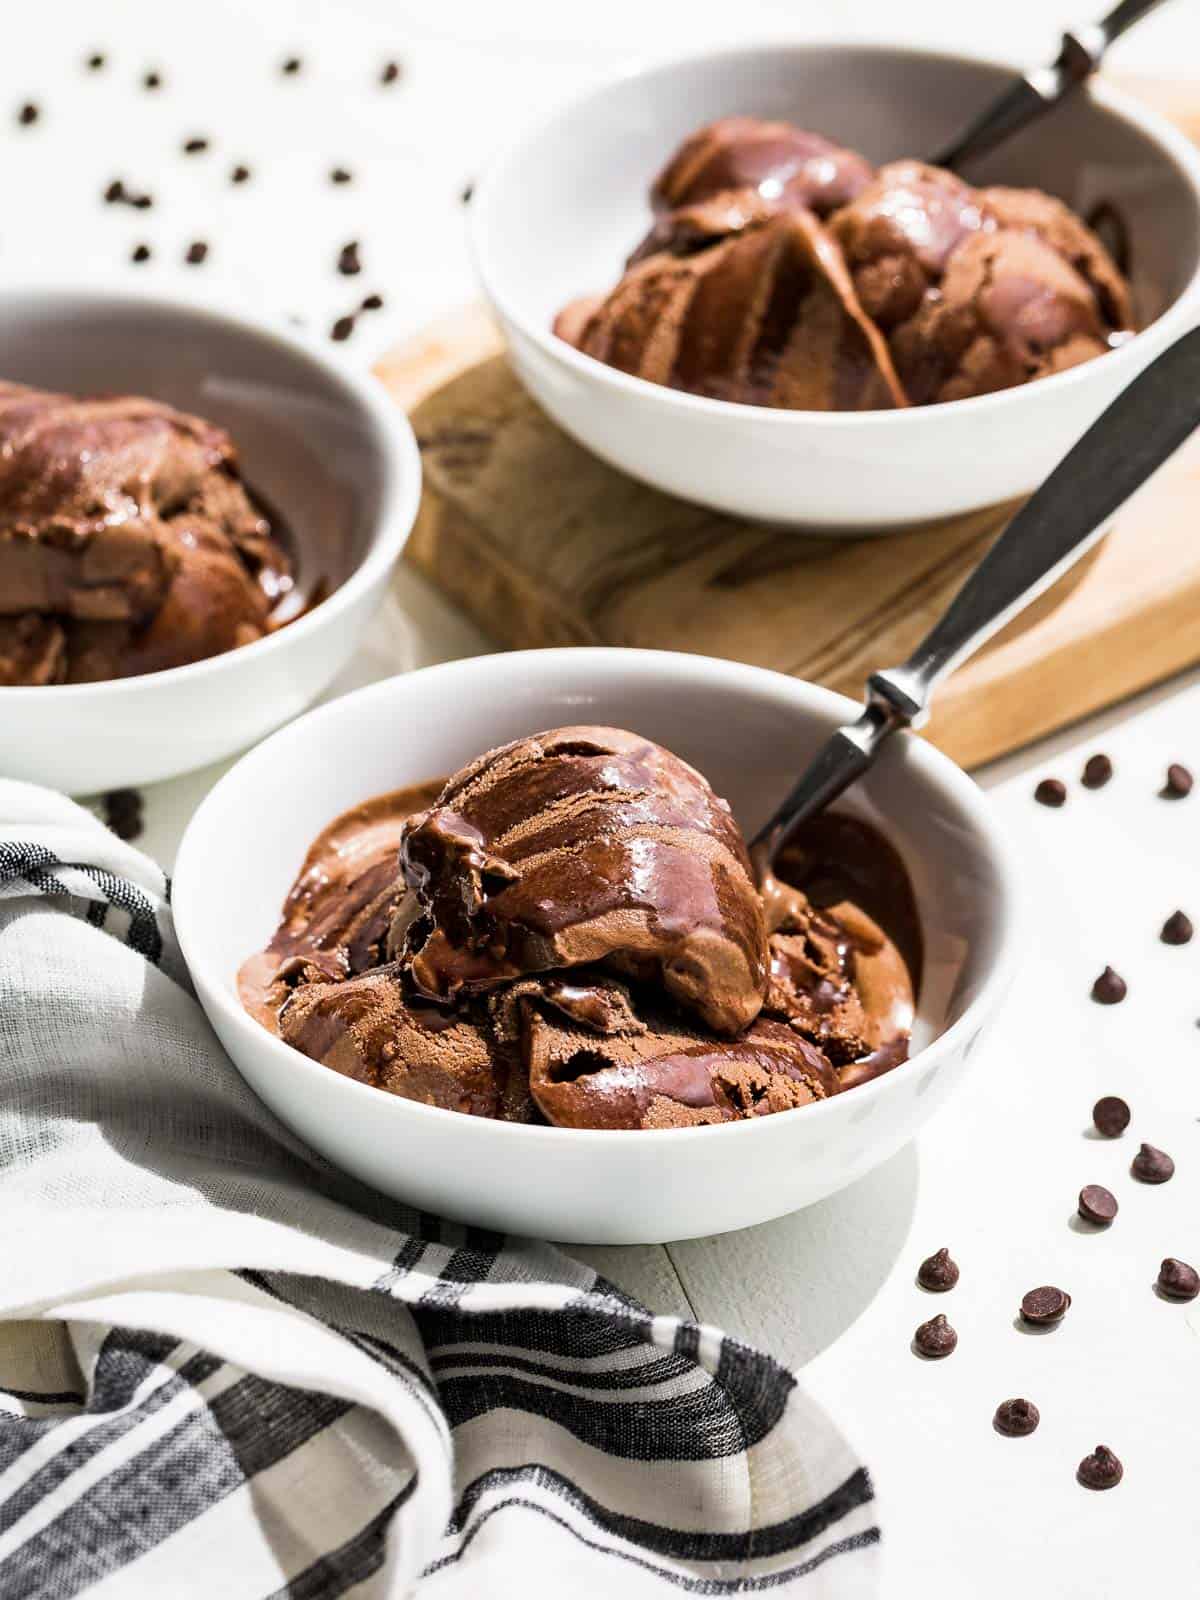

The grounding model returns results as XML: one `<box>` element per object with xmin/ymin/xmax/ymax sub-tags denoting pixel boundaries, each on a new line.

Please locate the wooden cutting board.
<box><xmin>375</xmin><ymin>76</ymin><xmax>1200</xmax><ymax>770</ymax></box>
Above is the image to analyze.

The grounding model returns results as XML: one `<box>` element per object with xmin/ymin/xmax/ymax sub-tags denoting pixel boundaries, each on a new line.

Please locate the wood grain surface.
<box><xmin>375</xmin><ymin>81</ymin><xmax>1200</xmax><ymax>770</ymax></box>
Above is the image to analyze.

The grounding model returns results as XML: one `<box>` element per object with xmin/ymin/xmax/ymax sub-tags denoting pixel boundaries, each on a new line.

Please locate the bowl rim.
<box><xmin>470</xmin><ymin>38</ymin><xmax>1200</xmax><ymax>428</ymax></box>
<box><xmin>0</xmin><ymin>284</ymin><xmax>421</xmax><ymax>700</ymax></box>
<box><xmin>173</xmin><ymin>646</ymin><xmax>1026</xmax><ymax>1148</ymax></box>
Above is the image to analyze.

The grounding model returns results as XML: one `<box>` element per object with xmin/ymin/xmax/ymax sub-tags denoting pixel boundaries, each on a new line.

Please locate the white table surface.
<box><xmin>9</xmin><ymin>3</ymin><xmax>1200</xmax><ymax>1595</ymax></box>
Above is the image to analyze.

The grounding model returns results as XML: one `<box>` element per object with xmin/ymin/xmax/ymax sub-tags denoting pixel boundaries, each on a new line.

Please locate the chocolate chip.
<box><xmin>331</xmin><ymin>166</ymin><xmax>353</xmax><ymax>184</ymax></box>
<box><xmin>184</xmin><ymin>241</ymin><xmax>208</xmax><ymax>265</ymax></box>
<box><xmin>1034</xmin><ymin>778</ymin><xmax>1066</xmax><ymax>807</ymax></box>
<box><xmin>183</xmin><ymin>137</ymin><xmax>209</xmax><ymax>154</ymax></box>
<box><xmin>993</xmin><ymin>1398</ymin><xmax>1040</xmax><ymax>1436</ymax></box>
<box><xmin>1161</xmin><ymin>909</ymin><xmax>1193</xmax><ymax>945</ymax></box>
<box><xmin>461</xmin><ymin>180</ymin><xmax>475</xmax><ymax>204</ymax></box>
<box><xmin>1081</xmin><ymin>753</ymin><xmax>1113</xmax><ymax>788</ymax></box>
<box><xmin>330</xmin><ymin>315</ymin><xmax>356</xmax><ymax>342</ymax></box>
<box><xmin>1157</xmin><ymin>1258</ymin><xmax>1200</xmax><ymax>1300</ymax></box>
<box><xmin>282</xmin><ymin>56</ymin><xmax>303</xmax><ymax>74</ymax></box>
<box><xmin>1020</xmin><ymin>1285</ymin><xmax>1071</xmax><ymax>1325</ymax></box>
<box><xmin>104</xmin><ymin>178</ymin><xmax>126</xmax><ymax>203</ymax></box>
<box><xmin>1078</xmin><ymin>1184</ymin><xmax>1118</xmax><ymax>1225</ymax></box>
<box><xmin>360</xmin><ymin>292</ymin><xmax>384</xmax><ymax>311</ymax></box>
<box><xmin>143</xmin><ymin>71</ymin><xmax>162</xmax><ymax>90</ymax></box>
<box><xmin>230</xmin><ymin>163</ymin><xmax>251</xmax><ymax>184</ymax></box>
<box><xmin>1092</xmin><ymin>1095</ymin><xmax>1130</xmax><ymax>1137</ymax></box>
<box><xmin>130</xmin><ymin>244</ymin><xmax>151</xmax><ymax>263</ymax></box>
<box><xmin>1091</xmin><ymin>966</ymin><xmax>1126</xmax><ymax>1005</ymax></box>
<box><xmin>1131</xmin><ymin>1143</ymin><xmax>1174</xmax><ymax>1184</ymax></box>
<box><xmin>913</xmin><ymin>1313</ymin><xmax>957</xmax><ymax>1358</ymax></box>
<box><xmin>381</xmin><ymin>60</ymin><xmax>402</xmax><ymax>84</ymax></box>
<box><xmin>1077</xmin><ymin>1445</ymin><xmax>1122</xmax><ymax>1490</ymax></box>
<box><xmin>917</xmin><ymin>1247</ymin><xmax>959</xmax><ymax>1292</ymax></box>
<box><xmin>87</xmin><ymin>53</ymin><xmax>106</xmax><ymax>71</ymax></box>
<box><xmin>132</xmin><ymin>194</ymin><xmax>152</xmax><ymax>210</ymax></box>
<box><xmin>337</xmin><ymin>241</ymin><xmax>361</xmax><ymax>276</ymax></box>
<box><xmin>1163</xmin><ymin>762</ymin><xmax>1193</xmax><ymax>798</ymax></box>
<box><xmin>17</xmin><ymin>103</ymin><xmax>39</xmax><ymax>126</ymax></box>
<box><xmin>102</xmin><ymin>788</ymin><xmax>144</xmax><ymax>842</ymax></box>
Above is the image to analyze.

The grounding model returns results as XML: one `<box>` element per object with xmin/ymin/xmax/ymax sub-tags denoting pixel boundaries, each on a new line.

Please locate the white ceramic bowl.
<box><xmin>472</xmin><ymin>44</ymin><xmax>1200</xmax><ymax>529</ymax></box>
<box><xmin>174</xmin><ymin>648</ymin><xmax>1021</xmax><ymax>1244</ymax></box>
<box><xmin>0</xmin><ymin>289</ymin><xmax>419</xmax><ymax>794</ymax></box>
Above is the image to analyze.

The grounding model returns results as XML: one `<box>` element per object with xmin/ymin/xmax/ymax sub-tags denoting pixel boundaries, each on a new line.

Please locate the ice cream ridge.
<box><xmin>240</xmin><ymin>727</ymin><xmax>923</xmax><ymax>1131</ymax></box>
<box><xmin>0</xmin><ymin>381</ymin><xmax>292</xmax><ymax>685</ymax></box>
<box><xmin>554</xmin><ymin>117</ymin><xmax>1133</xmax><ymax>410</ymax></box>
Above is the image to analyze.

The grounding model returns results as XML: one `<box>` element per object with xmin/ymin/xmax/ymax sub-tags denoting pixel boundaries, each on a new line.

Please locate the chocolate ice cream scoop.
<box><xmin>630</xmin><ymin>116</ymin><xmax>874</xmax><ymax>263</ymax></box>
<box><xmin>508</xmin><ymin>971</ymin><xmax>835</xmax><ymax>1130</ymax></box>
<box><xmin>978</xmin><ymin>186</ymin><xmax>1133</xmax><ymax>331</ymax></box>
<box><xmin>0</xmin><ymin>380</ymin><xmax>293</xmax><ymax>684</ymax></box>
<box><xmin>561</xmin><ymin>211</ymin><xmax>907</xmax><ymax>412</ymax></box>
<box><xmin>397</xmin><ymin>726</ymin><xmax>770</xmax><ymax>1034</ymax></box>
<box><xmin>890</xmin><ymin>228</ymin><xmax>1116</xmax><ymax>405</ymax></box>
<box><xmin>556</xmin><ymin>117</ymin><xmax>1135</xmax><ymax>413</ymax></box>
<box><xmin>279</xmin><ymin>963</ymin><xmax>507</xmax><ymax>1117</ymax></box>
<box><xmin>831</xmin><ymin>160</ymin><xmax>987</xmax><ymax>329</ymax></box>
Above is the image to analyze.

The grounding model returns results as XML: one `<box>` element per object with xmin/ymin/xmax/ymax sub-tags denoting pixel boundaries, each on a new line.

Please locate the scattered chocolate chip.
<box><xmin>17</xmin><ymin>103</ymin><xmax>40</xmax><ymax>127</ymax></box>
<box><xmin>994</xmin><ymin>1398</ymin><xmax>1040</xmax><ymax>1437</ymax></box>
<box><xmin>1157</xmin><ymin>1258</ymin><xmax>1200</xmax><ymax>1300</ymax></box>
<box><xmin>1077</xmin><ymin>1445</ymin><xmax>1122</xmax><ymax>1490</ymax></box>
<box><xmin>1020</xmin><ymin>1285</ymin><xmax>1071</xmax><ymax>1326</ymax></box>
<box><xmin>461</xmin><ymin>180</ymin><xmax>475</xmax><ymax>204</ymax></box>
<box><xmin>184</xmin><ymin>241</ymin><xmax>208</xmax><ymax>265</ymax></box>
<box><xmin>1131</xmin><ymin>1143</ymin><xmax>1174</xmax><ymax>1184</ymax></box>
<box><xmin>143</xmin><ymin>71</ymin><xmax>162</xmax><ymax>90</ymax></box>
<box><xmin>183</xmin><ymin>137</ymin><xmax>209</xmax><ymax>154</ymax></box>
<box><xmin>1163</xmin><ymin>762</ymin><xmax>1193</xmax><ymax>798</ymax></box>
<box><xmin>330</xmin><ymin>314</ymin><xmax>356</xmax><ymax>342</ymax></box>
<box><xmin>1078</xmin><ymin>1184</ymin><xmax>1118</xmax><ymax>1225</ymax></box>
<box><xmin>360</xmin><ymin>292</ymin><xmax>384</xmax><ymax>312</ymax></box>
<box><xmin>1091</xmin><ymin>966</ymin><xmax>1126</xmax><ymax>1005</ymax></box>
<box><xmin>282</xmin><ymin>56</ymin><xmax>303</xmax><ymax>75</ymax></box>
<box><xmin>1092</xmin><ymin>1096</ymin><xmax>1130</xmax><ymax>1137</ymax></box>
<box><xmin>917</xmin><ymin>1247</ymin><xmax>959</xmax><ymax>1292</ymax></box>
<box><xmin>913</xmin><ymin>1313</ymin><xmax>957</xmax><ymax>1359</ymax></box>
<box><xmin>102</xmin><ymin>788</ymin><xmax>144</xmax><ymax>841</ymax></box>
<box><xmin>130</xmin><ymin>244</ymin><xmax>151</xmax><ymax>263</ymax></box>
<box><xmin>380</xmin><ymin>60</ymin><xmax>402</xmax><ymax>84</ymax></box>
<box><xmin>230</xmin><ymin>163</ymin><xmax>251</xmax><ymax>184</ymax></box>
<box><xmin>1081</xmin><ymin>753</ymin><xmax>1113</xmax><ymax>788</ymax></box>
<box><xmin>87</xmin><ymin>53</ymin><xmax>106</xmax><ymax>71</ymax></box>
<box><xmin>331</xmin><ymin>166</ymin><xmax>353</xmax><ymax>184</ymax></box>
<box><xmin>103</xmin><ymin>179</ymin><xmax>153</xmax><ymax>210</ymax></box>
<box><xmin>337</xmin><ymin>240</ymin><xmax>362</xmax><ymax>276</ymax></box>
<box><xmin>1034</xmin><ymin>778</ymin><xmax>1066</xmax><ymax>807</ymax></box>
<box><xmin>1161</xmin><ymin>909</ymin><xmax>1193</xmax><ymax>945</ymax></box>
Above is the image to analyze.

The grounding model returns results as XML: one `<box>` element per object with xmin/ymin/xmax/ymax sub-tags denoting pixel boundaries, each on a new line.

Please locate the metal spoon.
<box><xmin>751</xmin><ymin>324</ymin><xmax>1200</xmax><ymax>869</ymax></box>
<box><xmin>930</xmin><ymin>0</ymin><xmax>1172</xmax><ymax>172</ymax></box>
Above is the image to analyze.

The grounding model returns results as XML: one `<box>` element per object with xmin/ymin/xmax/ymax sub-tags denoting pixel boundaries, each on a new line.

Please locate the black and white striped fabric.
<box><xmin>0</xmin><ymin>781</ymin><xmax>880</xmax><ymax>1598</ymax></box>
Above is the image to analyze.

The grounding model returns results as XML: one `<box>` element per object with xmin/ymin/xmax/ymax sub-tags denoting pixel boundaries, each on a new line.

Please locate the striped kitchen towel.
<box><xmin>0</xmin><ymin>780</ymin><xmax>879</xmax><ymax>1598</ymax></box>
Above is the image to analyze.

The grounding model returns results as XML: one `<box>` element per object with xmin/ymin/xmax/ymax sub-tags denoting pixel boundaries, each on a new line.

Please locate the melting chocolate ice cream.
<box><xmin>554</xmin><ymin>117</ymin><xmax>1134</xmax><ymax>411</ymax></box>
<box><xmin>240</xmin><ymin>728</ymin><xmax>921</xmax><ymax>1131</ymax></box>
<box><xmin>0</xmin><ymin>382</ymin><xmax>292</xmax><ymax>684</ymax></box>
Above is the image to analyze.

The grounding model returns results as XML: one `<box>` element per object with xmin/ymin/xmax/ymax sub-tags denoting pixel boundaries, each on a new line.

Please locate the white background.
<box><xmin>6</xmin><ymin>3</ymin><xmax>1200</xmax><ymax>1595</ymax></box>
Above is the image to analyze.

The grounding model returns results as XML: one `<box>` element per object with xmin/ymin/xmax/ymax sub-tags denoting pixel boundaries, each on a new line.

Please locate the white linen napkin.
<box><xmin>0</xmin><ymin>779</ymin><xmax>879</xmax><ymax>1598</ymax></box>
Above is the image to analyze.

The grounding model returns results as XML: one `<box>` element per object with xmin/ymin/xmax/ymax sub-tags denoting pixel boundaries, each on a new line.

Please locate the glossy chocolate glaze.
<box><xmin>240</xmin><ymin>734</ymin><xmax>922</xmax><ymax>1128</ymax></box>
